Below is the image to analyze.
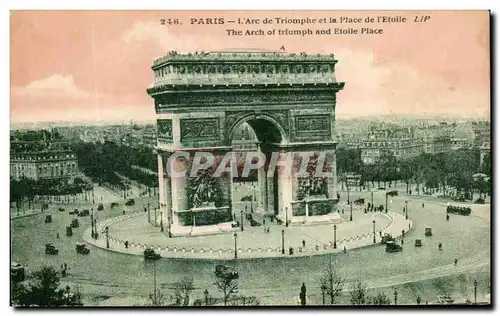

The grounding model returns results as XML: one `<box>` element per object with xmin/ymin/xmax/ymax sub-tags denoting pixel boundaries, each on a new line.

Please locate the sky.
<box><xmin>10</xmin><ymin>10</ymin><xmax>490</xmax><ymax>123</ymax></box>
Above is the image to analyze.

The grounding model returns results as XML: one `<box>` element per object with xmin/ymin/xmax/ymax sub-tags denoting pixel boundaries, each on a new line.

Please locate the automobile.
<box><xmin>143</xmin><ymin>247</ymin><xmax>161</xmax><ymax>260</ymax></box>
<box><xmin>111</xmin><ymin>202</ymin><xmax>119</xmax><ymax>208</ymax></box>
<box><xmin>385</xmin><ymin>241</ymin><xmax>402</xmax><ymax>253</ymax></box>
<box><xmin>425</xmin><ymin>227</ymin><xmax>432</xmax><ymax>236</ymax></box>
<box><xmin>250</xmin><ymin>219</ymin><xmax>261</xmax><ymax>227</ymax></box>
<box><xmin>45</xmin><ymin>243</ymin><xmax>59</xmax><ymax>255</ymax></box>
<box><xmin>241</xmin><ymin>195</ymin><xmax>252</xmax><ymax>202</ymax></box>
<box><xmin>125</xmin><ymin>199</ymin><xmax>135</xmax><ymax>206</ymax></box>
<box><xmin>44</xmin><ymin>215</ymin><xmax>52</xmax><ymax>223</ymax></box>
<box><xmin>97</xmin><ymin>203</ymin><xmax>104</xmax><ymax>211</ymax></box>
<box><xmin>66</xmin><ymin>226</ymin><xmax>73</xmax><ymax>237</ymax></box>
<box><xmin>215</xmin><ymin>265</ymin><xmax>239</xmax><ymax>279</ymax></box>
<box><xmin>436</xmin><ymin>295</ymin><xmax>454</xmax><ymax>304</ymax></box>
<box><xmin>75</xmin><ymin>243</ymin><xmax>90</xmax><ymax>255</ymax></box>
<box><xmin>387</xmin><ymin>190</ymin><xmax>399</xmax><ymax>197</ymax></box>
<box><xmin>71</xmin><ymin>218</ymin><xmax>79</xmax><ymax>228</ymax></box>
<box><xmin>381</xmin><ymin>233</ymin><xmax>394</xmax><ymax>244</ymax></box>
<box><xmin>378</xmin><ymin>187</ymin><xmax>386</xmax><ymax>190</ymax></box>
<box><xmin>11</xmin><ymin>262</ymin><xmax>25</xmax><ymax>282</ymax></box>
<box><xmin>354</xmin><ymin>198</ymin><xmax>365</xmax><ymax>205</ymax></box>
<box><xmin>58</xmin><ymin>207</ymin><xmax>65</xmax><ymax>212</ymax></box>
<box><xmin>69</xmin><ymin>209</ymin><xmax>79</xmax><ymax>215</ymax></box>
<box><xmin>78</xmin><ymin>209</ymin><xmax>90</xmax><ymax>217</ymax></box>
<box><xmin>415</xmin><ymin>239</ymin><xmax>422</xmax><ymax>247</ymax></box>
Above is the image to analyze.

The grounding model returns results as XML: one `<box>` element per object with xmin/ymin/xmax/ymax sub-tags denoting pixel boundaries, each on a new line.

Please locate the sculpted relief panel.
<box><xmin>295</xmin><ymin>115</ymin><xmax>331</xmax><ymax>138</ymax></box>
<box><xmin>180</xmin><ymin>118</ymin><xmax>220</xmax><ymax>142</ymax></box>
<box><xmin>157</xmin><ymin>119</ymin><xmax>173</xmax><ymax>142</ymax></box>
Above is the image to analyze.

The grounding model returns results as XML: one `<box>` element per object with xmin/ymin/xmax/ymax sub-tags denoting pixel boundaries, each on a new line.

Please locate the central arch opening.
<box><xmin>229</xmin><ymin>116</ymin><xmax>285</xmax><ymax>220</ymax></box>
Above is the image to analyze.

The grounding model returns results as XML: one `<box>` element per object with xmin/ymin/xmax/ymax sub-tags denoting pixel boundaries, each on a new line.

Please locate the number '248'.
<box><xmin>160</xmin><ymin>19</ymin><xmax>181</xmax><ymax>25</ymax></box>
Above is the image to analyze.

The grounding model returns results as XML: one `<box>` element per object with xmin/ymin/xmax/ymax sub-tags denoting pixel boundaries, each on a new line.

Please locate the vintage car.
<box><xmin>381</xmin><ymin>233</ymin><xmax>394</xmax><ymax>244</ymax></box>
<box><xmin>45</xmin><ymin>215</ymin><xmax>52</xmax><ymax>223</ymax></box>
<box><xmin>75</xmin><ymin>243</ymin><xmax>90</xmax><ymax>255</ymax></box>
<box><xmin>415</xmin><ymin>239</ymin><xmax>422</xmax><ymax>247</ymax></box>
<box><xmin>125</xmin><ymin>199</ymin><xmax>135</xmax><ymax>206</ymax></box>
<box><xmin>45</xmin><ymin>243</ymin><xmax>59</xmax><ymax>255</ymax></box>
<box><xmin>97</xmin><ymin>203</ymin><xmax>104</xmax><ymax>211</ymax></box>
<box><xmin>446</xmin><ymin>205</ymin><xmax>472</xmax><ymax>216</ymax></box>
<box><xmin>354</xmin><ymin>198</ymin><xmax>365</xmax><ymax>205</ymax></box>
<box><xmin>78</xmin><ymin>209</ymin><xmax>90</xmax><ymax>217</ymax></box>
<box><xmin>71</xmin><ymin>218</ymin><xmax>79</xmax><ymax>228</ymax></box>
<box><xmin>111</xmin><ymin>202</ymin><xmax>119</xmax><ymax>208</ymax></box>
<box><xmin>436</xmin><ymin>295</ymin><xmax>454</xmax><ymax>304</ymax></box>
<box><xmin>143</xmin><ymin>247</ymin><xmax>161</xmax><ymax>260</ymax></box>
<box><xmin>387</xmin><ymin>190</ymin><xmax>399</xmax><ymax>197</ymax></box>
<box><xmin>385</xmin><ymin>241</ymin><xmax>402</xmax><ymax>253</ymax></box>
<box><xmin>250</xmin><ymin>219</ymin><xmax>261</xmax><ymax>227</ymax></box>
<box><xmin>11</xmin><ymin>262</ymin><xmax>25</xmax><ymax>282</ymax></box>
<box><xmin>69</xmin><ymin>209</ymin><xmax>79</xmax><ymax>215</ymax></box>
<box><xmin>66</xmin><ymin>226</ymin><xmax>73</xmax><ymax>237</ymax></box>
<box><xmin>240</xmin><ymin>195</ymin><xmax>253</xmax><ymax>202</ymax></box>
<box><xmin>58</xmin><ymin>207</ymin><xmax>65</xmax><ymax>212</ymax></box>
<box><xmin>425</xmin><ymin>227</ymin><xmax>433</xmax><ymax>236</ymax></box>
<box><xmin>215</xmin><ymin>265</ymin><xmax>239</xmax><ymax>279</ymax></box>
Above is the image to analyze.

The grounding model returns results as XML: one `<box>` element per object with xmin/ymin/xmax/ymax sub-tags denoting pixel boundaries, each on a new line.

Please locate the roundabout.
<box><xmin>83</xmin><ymin>207</ymin><xmax>410</xmax><ymax>260</ymax></box>
<box><xmin>11</xmin><ymin>189</ymin><xmax>490</xmax><ymax>305</ymax></box>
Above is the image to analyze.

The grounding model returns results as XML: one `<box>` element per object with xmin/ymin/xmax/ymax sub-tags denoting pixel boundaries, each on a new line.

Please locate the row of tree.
<box><xmin>10</xmin><ymin>177</ymin><xmax>93</xmax><ymax>211</ymax></box>
<box><xmin>72</xmin><ymin>141</ymin><xmax>158</xmax><ymax>190</ymax></box>
<box><xmin>337</xmin><ymin>147</ymin><xmax>491</xmax><ymax>198</ymax></box>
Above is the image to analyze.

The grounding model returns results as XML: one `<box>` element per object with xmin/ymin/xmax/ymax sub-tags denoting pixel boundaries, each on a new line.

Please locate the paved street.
<box><xmin>11</xmin><ymin>189</ymin><xmax>490</xmax><ymax>305</ymax></box>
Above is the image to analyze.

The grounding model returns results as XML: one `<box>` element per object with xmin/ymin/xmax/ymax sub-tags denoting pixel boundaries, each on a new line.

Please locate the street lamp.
<box><xmin>385</xmin><ymin>193</ymin><xmax>388</xmax><ymax>213</ymax></box>
<box><xmin>347</xmin><ymin>184</ymin><xmax>350</xmax><ymax>204</ymax></box>
<box><xmin>233</xmin><ymin>233</ymin><xmax>238</xmax><ymax>259</ymax></box>
<box><xmin>371</xmin><ymin>191</ymin><xmax>374</xmax><ymax>206</ymax></box>
<box><xmin>281</xmin><ymin>229</ymin><xmax>285</xmax><ymax>254</ymax></box>
<box><xmin>91</xmin><ymin>213</ymin><xmax>94</xmax><ymax>238</ymax></box>
<box><xmin>333</xmin><ymin>224</ymin><xmax>337</xmax><ymax>249</ymax></box>
<box><xmin>372</xmin><ymin>220</ymin><xmax>376</xmax><ymax>244</ymax></box>
<box><xmin>105</xmin><ymin>226</ymin><xmax>109</xmax><ymax>249</ymax></box>
<box><xmin>285</xmin><ymin>207</ymin><xmax>289</xmax><ymax>227</ymax></box>
<box><xmin>474</xmin><ymin>280</ymin><xmax>478</xmax><ymax>304</ymax></box>
<box><xmin>160</xmin><ymin>211</ymin><xmax>164</xmax><ymax>232</ymax></box>
<box><xmin>240</xmin><ymin>210</ymin><xmax>244</xmax><ymax>232</ymax></box>
<box><xmin>350</xmin><ymin>202</ymin><xmax>353</xmax><ymax>221</ymax></box>
<box><xmin>394</xmin><ymin>290</ymin><xmax>398</xmax><ymax>305</ymax></box>
<box><xmin>405</xmin><ymin>200</ymin><xmax>408</xmax><ymax>220</ymax></box>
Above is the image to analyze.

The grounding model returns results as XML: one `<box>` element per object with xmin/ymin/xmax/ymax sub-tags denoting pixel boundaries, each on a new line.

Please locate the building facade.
<box><xmin>10</xmin><ymin>141</ymin><xmax>78</xmax><ymax>181</ymax></box>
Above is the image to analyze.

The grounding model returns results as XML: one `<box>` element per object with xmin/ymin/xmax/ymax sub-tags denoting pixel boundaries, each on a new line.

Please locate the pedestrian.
<box><xmin>422</xmin><ymin>203</ymin><xmax>424</xmax><ymax>208</ymax></box>
<box><xmin>56</xmin><ymin>232</ymin><xmax>60</xmax><ymax>239</ymax></box>
<box><xmin>343</xmin><ymin>245</ymin><xmax>347</xmax><ymax>253</ymax></box>
<box><xmin>267</xmin><ymin>227</ymin><xmax>270</xmax><ymax>233</ymax></box>
<box><xmin>454</xmin><ymin>258</ymin><xmax>458</xmax><ymax>266</ymax></box>
<box><xmin>64</xmin><ymin>263</ymin><xmax>67</xmax><ymax>271</ymax></box>
<box><xmin>264</xmin><ymin>226</ymin><xmax>267</xmax><ymax>233</ymax></box>
<box><xmin>438</xmin><ymin>242</ymin><xmax>442</xmax><ymax>251</ymax></box>
<box><xmin>263</xmin><ymin>219</ymin><xmax>266</xmax><ymax>225</ymax></box>
<box><xmin>302</xmin><ymin>240</ymin><xmax>306</xmax><ymax>248</ymax></box>
<box><xmin>401</xmin><ymin>239</ymin><xmax>404</xmax><ymax>245</ymax></box>
<box><xmin>379</xmin><ymin>231</ymin><xmax>382</xmax><ymax>237</ymax></box>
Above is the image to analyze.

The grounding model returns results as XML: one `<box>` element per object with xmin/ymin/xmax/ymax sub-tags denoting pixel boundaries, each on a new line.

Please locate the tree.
<box><xmin>349</xmin><ymin>280</ymin><xmax>368</xmax><ymax>305</ymax></box>
<box><xmin>149</xmin><ymin>288</ymin><xmax>167</xmax><ymax>306</ymax></box>
<box><xmin>369</xmin><ymin>292</ymin><xmax>392</xmax><ymax>305</ymax></box>
<box><xmin>173</xmin><ymin>277</ymin><xmax>195</xmax><ymax>306</ymax></box>
<box><xmin>215</xmin><ymin>275</ymin><xmax>239</xmax><ymax>306</ymax></box>
<box><xmin>320</xmin><ymin>259</ymin><xmax>345</xmax><ymax>304</ymax></box>
<box><xmin>230</xmin><ymin>295</ymin><xmax>261</xmax><ymax>306</ymax></box>
<box><xmin>12</xmin><ymin>266</ymin><xmax>83</xmax><ymax>307</ymax></box>
<box><xmin>432</xmin><ymin>278</ymin><xmax>452</xmax><ymax>297</ymax></box>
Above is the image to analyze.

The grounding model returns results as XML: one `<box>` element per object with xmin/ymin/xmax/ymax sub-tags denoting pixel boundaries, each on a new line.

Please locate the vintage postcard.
<box><xmin>10</xmin><ymin>10</ymin><xmax>491</xmax><ymax>307</ymax></box>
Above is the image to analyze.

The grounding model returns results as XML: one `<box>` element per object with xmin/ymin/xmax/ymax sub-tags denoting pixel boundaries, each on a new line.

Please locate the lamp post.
<box><xmin>90</xmin><ymin>213</ymin><xmax>94</xmax><ymax>239</ymax></box>
<box><xmin>474</xmin><ymin>280</ymin><xmax>478</xmax><ymax>304</ymax></box>
<box><xmin>333</xmin><ymin>224</ymin><xmax>337</xmax><ymax>249</ymax></box>
<box><xmin>148</xmin><ymin>203</ymin><xmax>151</xmax><ymax>223</ymax></box>
<box><xmin>385</xmin><ymin>193</ymin><xmax>388</xmax><ymax>213</ymax></box>
<box><xmin>160</xmin><ymin>211</ymin><xmax>164</xmax><ymax>232</ymax></box>
<box><xmin>372</xmin><ymin>220</ymin><xmax>376</xmax><ymax>244</ymax></box>
<box><xmin>371</xmin><ymin>191</ymin><xmax>374</xmax><ymax>206</ymax></box>
<box><xmin>233</xmin><ymin>233</ymin><xmax>238</xmax><ymax>259</ymax></box>
<box><xmin>394</xmin><ymin>290</ymin><xmax>398</xmax><ymax>305</ymax></box>
<box><xmin>105</xmin><ymin>226</ymin><xmax>109</xmax><ymax>249</ymax></box>
<box><xmin>94</xmin><ymin>218</ymin><xmax>98</xmax><ymax>238</ymax></box>
<box><xmin>240</xmin><ymin>210</ymin><xmax>244</xmax><ymax>232</ymax></box>
<box><xmin>405</xmin><ymin>200</ymin><xmax>408</xmax><ymax>219</ymax></box>
<box><xmin>347</xmin><ymin>184</ymin><xmax>350</xmax><ymax>204</ymax></box>
<box><xmin>285</xmin><ymin>207</ymin><xmax>289</xmax><ymax>227</ymax></box>
<box><xmin>350</xmin><ymin>202</ymin><xmax>353</xmax><ymax>221</ymax></box>
<box><xmin>281</xmin><ymin>229</ymin><xmax>285</xmax><ymax>254</ymax></box>
<box><xmin>321</xmin><ymin>285</ymin><xmax>326</xmax><ymax>305</ymax></box>
<box><xmin>204</xmin><ymin>289</ymin><xmax>209</xmax><ymax>306</ymax></box>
